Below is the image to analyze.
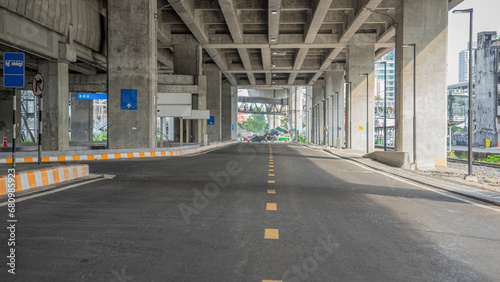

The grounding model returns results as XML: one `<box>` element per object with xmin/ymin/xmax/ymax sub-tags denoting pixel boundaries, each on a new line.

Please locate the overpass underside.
<box><xmin>0</xmin><ymin>0</ymin><xmax>463</xmax><ymax>169</ymax></box>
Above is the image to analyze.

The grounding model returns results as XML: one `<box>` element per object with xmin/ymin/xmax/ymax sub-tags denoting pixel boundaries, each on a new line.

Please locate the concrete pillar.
<box><xmin>325</xmin><ymin>66</ymin><xmax>345</xmax><ymax>148</ymax></box>
<box><xmin>70</xmin><ymin>93</ymin><xmax>93</xmax><ymax>142</ymax></box>
<box><xmin>231</xmin><ymin>85</ymin><xmax>238</xmax><ymax>140</ymax></box>
<box><xmin>204</xmin><ymin>65</ymin><xmax>222</xmax><ymax>142</ymax></box>
<box><xmin>474</xmin><ymin>32</ymin><xmax>498</xmax><ymax>146</ymax></box>
<box><xmin>347</xmin><ymin>43</ymin><xmax>375</xmax><ymax>153</ymax></box>
<box><xmin>305</xmin><ymin>86</ymin><xmax>313</xmax><ymax>142</ymax></box>
<box><xmin>39</xmin><ymin>62</ymin><xmax>69</xmax><ymax>151</ymax></box>
<box><xmin>0</xmin><ymin>90</ymin><xmax>21</xmax><ymax>144</ymax></box>
<box><xmin>313</xmin><ymin>83</ymin><xmax>325</xmax><ymax>145</ymax></box>
<box><xmin>186</xmin><ymin>119</ymin><xmax>190</xmax><ymax>143</ymax></box>
<box><xmin>180</xmin><ymin>117</ymin><xmax>183</xmax><ymax>146</ymax></box>
<box><xmin>108</xmin><ymin>0</ymin><xmax>157</xmax><ymax>149</ymax></box>
<box><xmin>395</xmin><ymin>0</ymin><xmax>448</xmax><ymax>169</ymax></box>
<box><xmin>221</xmin><ymin>81</ymin><xmax>232</xmax><ymax>141</ymax></box>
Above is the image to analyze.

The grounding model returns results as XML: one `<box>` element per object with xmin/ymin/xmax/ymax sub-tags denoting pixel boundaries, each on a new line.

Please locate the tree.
<box><xmin>239</xmin><ymin>114</ymin><xmax>269</xmax><ymax>133</ymax></box>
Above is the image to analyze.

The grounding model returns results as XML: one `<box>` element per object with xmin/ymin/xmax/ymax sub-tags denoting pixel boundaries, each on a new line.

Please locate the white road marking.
<box><xmin>0</xmin><ymin>178</ymin><xmax>106</xmax><ymax>206</ymax></box>
<box><xmin>304</xmin><ymin>146</ymin><xmax>500</xmax><ymax>214</ymax></box>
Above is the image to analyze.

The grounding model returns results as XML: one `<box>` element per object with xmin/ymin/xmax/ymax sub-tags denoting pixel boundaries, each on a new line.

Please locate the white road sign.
<box><xmin>32</xmin><ymin>73</ymin><xmax>44</xmax><ymax>96</ymax></box>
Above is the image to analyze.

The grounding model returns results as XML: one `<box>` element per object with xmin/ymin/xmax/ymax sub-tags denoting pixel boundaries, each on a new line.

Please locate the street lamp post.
<box><xmin>453</xmin><ymin>8</ymin><xmax>474</xmax><ymax>178</ymax></box>
<box><xmin>359</xmin><ymin>73</ymin><xmax>369</xmax><ymax>154</ymax></box>
<box><xmin>403</xmin><ymin>43</ymin><xmax>417</xmax><ymax>169</ymax></box>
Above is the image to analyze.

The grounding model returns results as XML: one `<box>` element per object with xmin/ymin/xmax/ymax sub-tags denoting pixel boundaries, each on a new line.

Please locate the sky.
<box><xmin>447</xmin><ymin>0</ymin><xmax>500</xmax><ymax>84</ymax></box>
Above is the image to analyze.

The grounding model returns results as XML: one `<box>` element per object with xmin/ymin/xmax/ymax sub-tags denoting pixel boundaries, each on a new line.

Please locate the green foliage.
<box><xmin>239</xmin><ymin>114</ymin><xmax>268</xmax><ymax>134</ymax></box>
<box><xmin>482</xmin><ymin>155</ymin><xmax>500</xmax><ymax>164</ymax></box>
<box><xmin>93</xmin><ymin>132</ymin><xmax>108</xmax><ymax>141</ymax></box>
<box><xmin>23</xmin><ymin>140</ymin><xmax>32</xmax><ymax>144</ymax></box>
<box><xmin>297</xmin><ymin>134</ymin><xmax>307</xmax><ymax>143</ymax></box>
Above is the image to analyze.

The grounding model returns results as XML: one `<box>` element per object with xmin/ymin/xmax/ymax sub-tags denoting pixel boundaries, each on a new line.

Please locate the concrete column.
<box><xmin>204</xmin><ymin>65</ymin><xmax>222</xmax><ymax>142</ymax></box>
<box><xmin>221</xmin><ymin>81</ymin><xmax>232</xmax><ymax>141</ymax></box>
<box><xmin>180</xmin><ymin>117</ymin><xmax>183</xmax><ymax>146</ymax></box>
<box><xmin>305</xmin><ymin>86</ymin><xmax>313</xmax><ymax>142</ymax></box>
<box><xmin>160</xmin><ymin>117</ymin><xmax>164</xmax><ymax>147</ymax></box>
<box><xmin>347</xmin><ymin>43</ymin><xmax>375</xmax><ymax>153</ymax></box>
<box><xmin>70</xmin><ymin>93</ymin><xmax>93</xmax><ymax>142</ymax></box>
<box><xmin>395</xmin><ymin>0</ymin><xmax>448</xmax><ymax>169</ymax></box>
<box><xmin>313</xmin><ymin>83</ymin><xmax>325</xmax><ymax>145</ymax></box>
<box><xmin>0</xmin><ymin>90</ymin><xmax>21</xmax><ymax>144</ymax></box>
<box><xmin>39</xmin><ymin>62</ymin><xmax>69</xmax><ymax>151</ymax></box>
<box><xmin>231</xmin><ymin>85</ymin><xmax>238</xmax><ymax>140</ymax></box>
<box><xmin>108</xmin><ymin>0</ymin><xmax>157</xmax><ymax>149</ymax></box>
<box><xmin>325</xmin><ymin>66</ymin><xmax>345</xmax><ymax>148</ymax></box>
<box><xmin>186</xmin><ymin>119</ymin><xmax>190</xmax><ymax>143</ymax></box>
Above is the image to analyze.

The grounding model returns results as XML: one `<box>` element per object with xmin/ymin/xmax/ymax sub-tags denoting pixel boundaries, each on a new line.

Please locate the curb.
<box><xmin>0</xmin><ymin>142</ymin><xmax>236</xmax><ymax>164</ymax></box>
<box><xmin>0</xmin><ymin>164</ymin><xmax>89</xmax><ymax>195</ymax></box>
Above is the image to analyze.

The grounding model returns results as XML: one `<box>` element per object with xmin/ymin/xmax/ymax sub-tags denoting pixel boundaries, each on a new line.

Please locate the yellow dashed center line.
<box><xmin>268</xmin><ymin>180</ymin><xmax>275</xmax><ymax>183</ymax></box>
<box><xmin>264</xmin><ymin>229</ymin><xmax>279</xmax><ymax>239</ymax></box>
<box><xmin>269</xmin><ymin>165</ymin><xmax>274</xmax><ymax>168</ymax></box>
<box><xmin>267</xmin><ymin>189</ymin><xmax>276</xmax><ymax>194</ymax></box>
<box><xmin>268</xmin><ymin>174</ymin><xmax>274</xmax><ymax>176</ymax></box>
<box><xmin>269</xmin><ymin>169</ymin><xmax>274</xmax><ymax>172</ymax></box>
<box><xmin>266</xmin><ymin>203</ymin><xmax>277</xmax><ymax>211</ymax></box>
<box><xmin>263</xmin><ymin>280</ymin><xmax>282</xmax><ymax>282</ymax></box>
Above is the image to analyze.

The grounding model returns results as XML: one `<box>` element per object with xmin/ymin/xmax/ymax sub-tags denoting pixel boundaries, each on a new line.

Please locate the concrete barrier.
<box><xmin>0</xmin><ymin>164</ymin><xmax>89</xmax><ymax>195</ymax></box>
<box><xmin>364</xmin><ymin>151</ymin><xmax>410</xmax><ymax>168</ymax></box>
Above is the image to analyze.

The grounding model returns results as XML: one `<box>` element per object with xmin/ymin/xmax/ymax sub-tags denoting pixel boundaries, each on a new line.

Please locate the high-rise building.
<box><xmin>458</xmin><ymin>42</ymin><xmax>476</xmax><ymax>83</ymax></box>
<box><xmin>375</xmin><ymin>49</ymin><xmax>395</xmax><ymax>101</ymax></box>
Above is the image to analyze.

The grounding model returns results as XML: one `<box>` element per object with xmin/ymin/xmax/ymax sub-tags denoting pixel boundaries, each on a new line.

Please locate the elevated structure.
<box><xmin>0</xmin><ymin>0</ymin><xmax>464</xmax><ymax>170</ymax></box>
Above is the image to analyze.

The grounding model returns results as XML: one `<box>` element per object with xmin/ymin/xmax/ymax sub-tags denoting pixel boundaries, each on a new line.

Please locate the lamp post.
<box><xmin>453</xmin><ymin>8</ymin><xmax>474</xmax><ymax>178</ymax></box>
<box><xmin>344</xmin><ymin>82</ymin><xmax>352</xmax><ymax>149</ymax></box>
<box><xmin>359</xmin><ymin>73</ymin><xmax>369</xmax><ymax>154</ymax></box>
<box><xmin>403</xmin><ymin>43</ymin><xmax>417</xmax><ymax>169</ymax></box>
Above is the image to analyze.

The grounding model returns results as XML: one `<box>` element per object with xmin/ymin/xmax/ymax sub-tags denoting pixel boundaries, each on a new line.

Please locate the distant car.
<box><xmin>243</xmin><ymin>136</ymin><xmax>250</xmax><ymax>141</ymax></box>
<box><xmin>249</xmin><ymin>135</ymin><xmax>266</xmax><ymax>142</ymax></box>
<box><xmin>279</xmin><ymin>134</ymin><xmax>291</xmax><ymax>141</ymax></box>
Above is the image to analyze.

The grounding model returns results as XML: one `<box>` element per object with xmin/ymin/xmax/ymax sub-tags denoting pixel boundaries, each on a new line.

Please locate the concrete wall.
<box><xmin>474</xmin><ymin>32</ymin><xmax>499</xmax><ymax>146</ymax></box>
<box><xmin>107</xmin><ymin>0</ymin><xmax>157</xmax><ymax>149</ymax></box>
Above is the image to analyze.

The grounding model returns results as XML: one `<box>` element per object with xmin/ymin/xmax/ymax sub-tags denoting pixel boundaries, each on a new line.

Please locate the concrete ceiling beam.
<box><xmin>168</xmin><ymin>0</ymin><xmax>237</xmax><ymax>84</ymax></box>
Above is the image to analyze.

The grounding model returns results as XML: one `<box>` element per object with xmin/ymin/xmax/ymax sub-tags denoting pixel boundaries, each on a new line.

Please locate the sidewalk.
<box><xmin>301</xmin><ymin>143</ymin><xmax>500</xmax><ymax>206</ymax></box>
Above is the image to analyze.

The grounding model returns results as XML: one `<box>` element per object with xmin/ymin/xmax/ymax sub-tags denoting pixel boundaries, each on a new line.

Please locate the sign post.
<box><xmin>33</xmin><ymin>73</ymin><xmax>44</xmax><ymax>164</ymax></box>
<box><xmin>3</xmin><ymin>52</ymin><xmax>25</xmax><ymax>168</ymax></box>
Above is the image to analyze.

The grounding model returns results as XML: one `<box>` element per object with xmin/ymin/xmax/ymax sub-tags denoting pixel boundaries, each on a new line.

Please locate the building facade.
<box><xmin>375</xmin><ymin>49</ymin><xmax>396</xmax><ymax>102</ymax></box>
<box><xmin>458</xmin><ymin>43</ymin><xmax>476</xmax><ymax>83</ymax></box>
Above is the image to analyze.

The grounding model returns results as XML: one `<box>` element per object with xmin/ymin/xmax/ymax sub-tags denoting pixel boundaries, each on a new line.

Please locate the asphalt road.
<box><xmin>1</xmin><ymin>143</ymin><xmax>500</xmax><ymax>281</ymax></box>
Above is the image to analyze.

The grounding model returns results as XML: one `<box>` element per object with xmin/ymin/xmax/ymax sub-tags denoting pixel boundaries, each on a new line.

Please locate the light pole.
<box><xmin>403</xmin><ymin>43</ymin><xmax>417</xmax><ymax>169</ymax></box>
<box><xmin>344</xmin><ymin>82</ymin><xmax>352</xmax><ymax>149</ymax></box>
<box><xmin>359</xmin><ymin>73</ymin><xmax>369</xmax><ymax>154</ymax></box>
<box><xmin>453</xmin><ymin>8</ymin><xmax>474</xmax><ymax>178</ymax></box>
<box><xmin>376</xmin><ymin>61</ymin><xmax>388</xmax><ymax>151</ymax></box>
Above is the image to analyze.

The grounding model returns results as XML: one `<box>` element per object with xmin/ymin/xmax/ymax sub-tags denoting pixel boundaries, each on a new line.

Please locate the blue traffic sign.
<box><xmin>3</xmin><ymin>52</ymin><xmax>25</xmax><ymax>88</ymax></box>
<box><xmin>78</xmin><ymin>93</ymin><xmax>107</xmax><ymax>100</ymax></box>
<box><xmin>207</xmin><ymin>116</ymin><xmax>215</xmax><ymax>125</ymax></box>
<box><xmin>121</xmin><ymin>89</ymin><xmax>137</xmax><ymax>110</ymax></box>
